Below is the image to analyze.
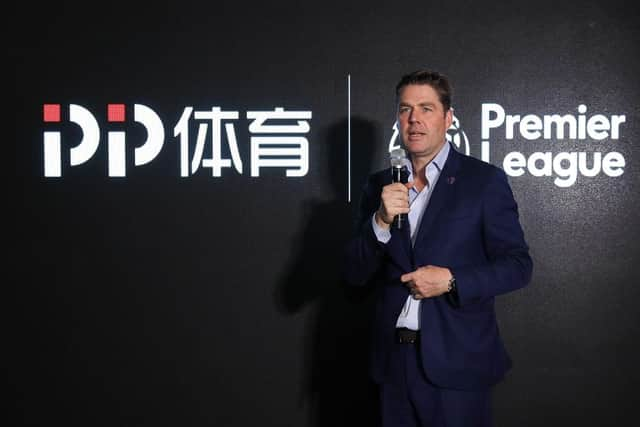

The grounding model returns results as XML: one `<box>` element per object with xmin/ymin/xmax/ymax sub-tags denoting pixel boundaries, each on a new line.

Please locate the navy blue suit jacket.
<box><xmin>344</xmin><ymin>144</ymin><xmax>533</xmax><ymax>391</ymax></box>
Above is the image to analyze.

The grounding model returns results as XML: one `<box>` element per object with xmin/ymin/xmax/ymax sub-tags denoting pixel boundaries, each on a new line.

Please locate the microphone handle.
<box><xmin>391</xmin><ymin>166</ymin><xmax>409</xmax><ymax>230</ymax></box>
<box><xmin>394</xmin><ymin>212</ymin><xmax>408</xmax><ymax>230</ymax></box>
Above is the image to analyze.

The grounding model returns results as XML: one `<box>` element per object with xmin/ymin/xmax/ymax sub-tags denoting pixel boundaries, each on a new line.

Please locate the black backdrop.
<box><xmin>11</xmin><ymin>1</ymin><xmax>640</xmax><ymax>426</ymax></box>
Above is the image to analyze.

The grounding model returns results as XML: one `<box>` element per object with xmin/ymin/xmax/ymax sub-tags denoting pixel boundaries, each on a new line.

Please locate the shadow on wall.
<box><xmin>274</xmin><ymin>116</ymin><xmax>382</xmax><ymax>427</ymax></box>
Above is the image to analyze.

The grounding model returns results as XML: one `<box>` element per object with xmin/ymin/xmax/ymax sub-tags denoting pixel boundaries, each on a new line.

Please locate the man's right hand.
<box><xmin>375</xmin><ymin>182</ymin><xmax>414</xmax><ymax>230</ymax></box>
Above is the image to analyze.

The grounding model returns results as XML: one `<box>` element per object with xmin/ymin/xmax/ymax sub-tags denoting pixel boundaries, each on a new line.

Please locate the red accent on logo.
<box><xmin>43</xmin><ymin>104</ymin><xmax>61</xmax><ymax>122</ymax></box>
<box><xmin>108</xmin><ymin>104</ymin><xmax>126</xmax><ymax>122</ymax></box>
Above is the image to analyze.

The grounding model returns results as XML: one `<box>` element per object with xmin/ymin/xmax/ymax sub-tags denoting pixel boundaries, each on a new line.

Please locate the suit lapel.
<box><xmin>412</xmin><ymin>145</ymin><xmax>462</xmax><ymax>250</ymax></box>
<box><xmin>386</xmin><ymin>219</ymin><xmax>413</xmax><ymax>272</ymax></box>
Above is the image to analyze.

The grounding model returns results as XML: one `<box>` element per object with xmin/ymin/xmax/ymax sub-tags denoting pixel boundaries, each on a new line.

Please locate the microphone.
<box><xmin>390</xmin><ymin>148</ymin><xmax>410</xmax><ymax>230</ymax></box>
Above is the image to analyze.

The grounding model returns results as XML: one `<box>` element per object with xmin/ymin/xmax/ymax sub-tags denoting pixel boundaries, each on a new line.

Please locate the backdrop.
<box><xmin>11</xmin><ymin>1</ymin><xmax>640</xmax><ymax>426</ymax></box>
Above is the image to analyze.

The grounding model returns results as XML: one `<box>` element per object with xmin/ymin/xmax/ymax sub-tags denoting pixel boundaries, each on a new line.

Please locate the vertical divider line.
<box><xmin>348</xmin><ymin>74</ymin><xmax>351</xmax><ymax>203</ymax></box>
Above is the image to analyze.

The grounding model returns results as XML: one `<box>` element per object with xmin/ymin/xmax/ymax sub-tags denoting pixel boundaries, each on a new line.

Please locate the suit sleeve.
<box><xmin>452</xmin><ymin>168</ymin><xmax>533</xmax><ymax>305</ymax></box>
<box><xmin>343</xmin><ymin>175</ymin><xmax>387</xmax><ymax>286</ymax></box>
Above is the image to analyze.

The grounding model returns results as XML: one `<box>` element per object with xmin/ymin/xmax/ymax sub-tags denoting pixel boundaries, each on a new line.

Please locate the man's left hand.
<box><xmin>400</xmin><ymin>265</ymin><xmax>452</xmax><ymax>299</ymax></box>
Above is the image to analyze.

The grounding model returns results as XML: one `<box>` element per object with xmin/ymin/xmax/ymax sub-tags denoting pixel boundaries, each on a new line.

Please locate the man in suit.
<box><xmin>344</xmin><ymin>70</ymin><xmax>533</xmax><ymax>427</ymax></box>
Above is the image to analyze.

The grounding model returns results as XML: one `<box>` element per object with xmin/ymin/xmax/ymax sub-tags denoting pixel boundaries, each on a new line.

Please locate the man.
<box><xmin>343</xmin><ymin>70</ymin><xmax>533</xmax><ymax>427</ymax></box>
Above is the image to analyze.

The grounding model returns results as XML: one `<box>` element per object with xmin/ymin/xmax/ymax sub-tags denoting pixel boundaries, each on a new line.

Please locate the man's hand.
<box><xmin>375</xmin><ymin>182</ymin><xmax>414</xmax><ymax>229</ymax></box>
<box><xmin>400</xmin><ymin>265</ymin><xmax>452</xmax><ymax>299</ymax></box>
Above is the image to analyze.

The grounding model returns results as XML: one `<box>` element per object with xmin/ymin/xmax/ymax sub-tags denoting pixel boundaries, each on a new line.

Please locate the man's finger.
<box><xmin>400</xmin><ymin>272</ymin><xmax>413</xmax><ymax>283</ymax></box>
<box><xmin>386</xmin><ymin>182</ymin><xmax>409</xmax><ymax>192</ymax></box>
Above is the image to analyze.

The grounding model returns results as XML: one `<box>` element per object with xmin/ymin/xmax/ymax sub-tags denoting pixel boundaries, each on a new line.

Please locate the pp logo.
<box><xmin>387</xmin><ymin>114</ymin><xmax>470</xmax><ymax>155</ymax></box>
<box><xmin>43</xmin><ymin>103</ymin><xmax>164</xmax><ymax>177</ymax></box>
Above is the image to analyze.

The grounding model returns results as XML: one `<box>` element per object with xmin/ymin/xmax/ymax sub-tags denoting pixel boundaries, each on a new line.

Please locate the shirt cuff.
<box><xmin>371</xmin><ymin>213</ymin><xmax>391</xmax><ymax>244</ymax></box>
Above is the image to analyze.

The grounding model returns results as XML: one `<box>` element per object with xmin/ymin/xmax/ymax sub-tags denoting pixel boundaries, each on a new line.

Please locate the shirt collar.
<box><xmin>431</xmin><ymin>141</ymin><xmax>450</xmax><ymax>172</ymax></box>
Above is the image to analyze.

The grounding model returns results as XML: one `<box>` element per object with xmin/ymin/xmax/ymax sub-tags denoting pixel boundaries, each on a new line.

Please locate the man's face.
<box><xmin>397</xmin><ymin>84</ymin><xmax>452</xmax><ymax>161</ymax></box>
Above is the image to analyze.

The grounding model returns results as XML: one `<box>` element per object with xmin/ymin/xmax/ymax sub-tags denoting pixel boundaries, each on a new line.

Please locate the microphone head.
<box><xmin>390</xmin><ymin>148</ymin><xmax>407</xmax><ymax>168</ymax></box>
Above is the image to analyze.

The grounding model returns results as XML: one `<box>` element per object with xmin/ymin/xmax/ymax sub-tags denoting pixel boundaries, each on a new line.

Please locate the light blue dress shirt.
<box><xmin>371</xmin><ymin>142</ymin><xmax>450</xmax><ymax>330</ymax></box>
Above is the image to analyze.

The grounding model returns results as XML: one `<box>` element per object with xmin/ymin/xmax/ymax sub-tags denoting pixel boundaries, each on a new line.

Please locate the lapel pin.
<box><xmin>447</xmin><ymin>176</ymin><xmax>456</xmax><ymax>184</ymax></box>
